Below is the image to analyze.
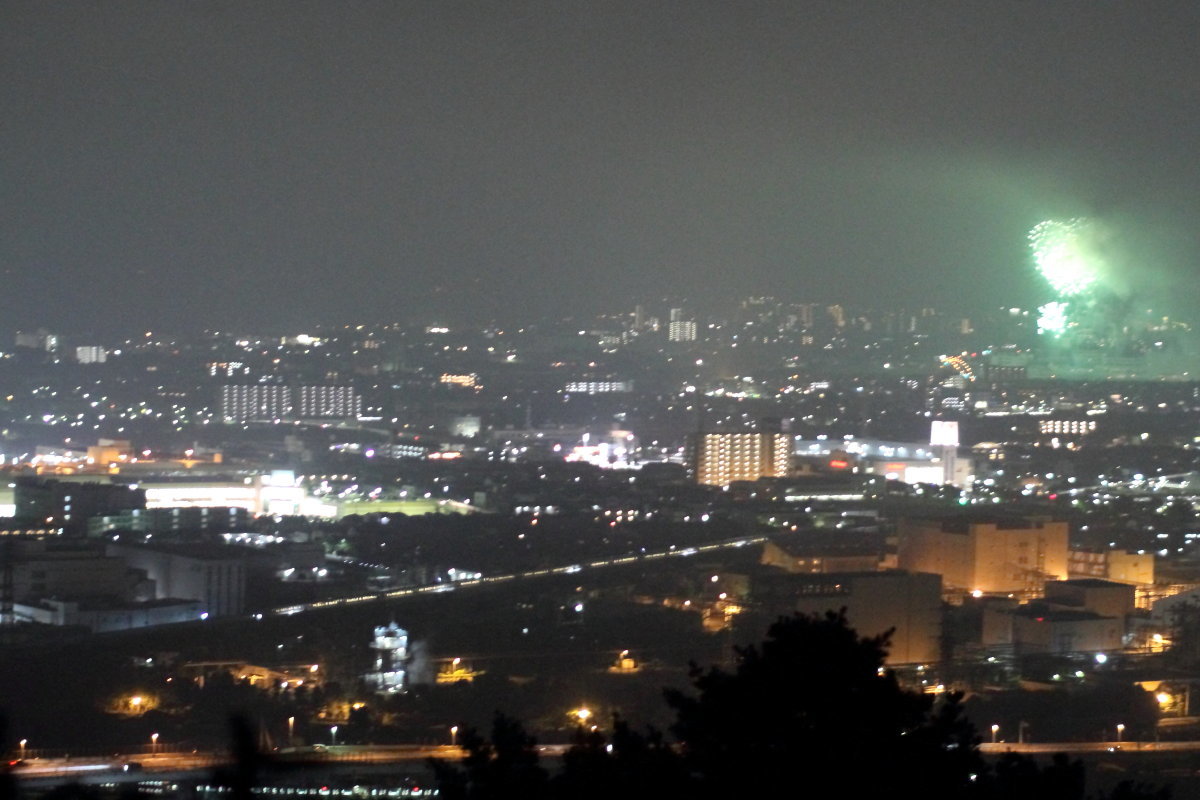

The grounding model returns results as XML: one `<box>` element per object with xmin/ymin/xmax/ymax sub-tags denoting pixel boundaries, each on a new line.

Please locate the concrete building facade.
<box><xmin>756</xmin><ymin>570</ymin><xmax>943</xmax><ymax>665</ymax></box>
<box><xmin>107</xmin><ymin>543</ymin><xmax>246</xmax><ymax>617</ymax></box>
<box><xmin>896</xmin><ymin>515</ymin><xmax>1069</xmax><ymax>596</ymax></box>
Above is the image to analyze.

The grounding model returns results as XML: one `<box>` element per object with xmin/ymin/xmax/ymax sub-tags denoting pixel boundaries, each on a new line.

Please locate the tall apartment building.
<box><xmin>221</xmin><ymin>385</ymin><xmax>362</xmax><ymax>422</ymax></box>
<box><xmin>564</xmin><ymin>380</ymin><xmax>633</xmax><ymax>394</ymax></box>
<box><xmin>668</xmin><ymin>319</ymin><xmax>697</xmax><ymax>342</ymax></box>
<box><xmin>694</xmin><ymin>432</ymin><xmax>791</xmax><ymax>486</ymax></box>
<box><xmin>296</xmin><ymin>385</ymin><xmax>362</xmax><ymax>418</ymax></box>
<box><xmin>75</xmin><ymin>346</ymin><xmax>107</xmax><ymax>364</ymax></box>
<box><xmin>667</xmin><ymin>307</ymin><xmax>697</xmax><ymax>342</ymax></box>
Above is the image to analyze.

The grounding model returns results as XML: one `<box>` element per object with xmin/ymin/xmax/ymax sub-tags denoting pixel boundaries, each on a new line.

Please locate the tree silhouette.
<box><xmin>430</xmin><ymin>612</ymin><xmax>1168</xmax><ymax>800</ymax></box>
<box><xmin>0</xmin><ymin>714</ymin><xmax>16</xmax><ymax>800</ymax></box>
<box><xmin>430</xmin><ymin>714</ymin><xmax>549</xmax><ymax>800</ymax></box>
<box><xmin>550</xmin><ymin>717</ymin><xmax>690</xmax><ymax>800</ymax></box>
<box><xmin>665</xmin><ymin>610</ymin><xmax>982</xmax><ymax>799</ymax></box>
<box><xmin>988</xmin><ymin>752</ymin><xmax>1083</xmax><ymax>800</ymax></box>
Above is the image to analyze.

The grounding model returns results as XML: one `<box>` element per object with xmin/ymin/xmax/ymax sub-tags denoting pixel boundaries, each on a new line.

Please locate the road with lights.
<box><xmin>8</xmin><ymin>744</ymin><xmax>569</xmax><ymax>787</ymax></box>
<box><xmin>17</xmin><ymin>739</ymin><xmax>1200</xmax><ymax>789</ymax></box>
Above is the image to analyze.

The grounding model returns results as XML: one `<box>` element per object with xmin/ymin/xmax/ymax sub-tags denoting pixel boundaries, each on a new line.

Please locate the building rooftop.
<box><xmin>766</xmin><ymin>533</ymin><xmax>885</xmax><ymax>558</ymax></box>
<box><xmin>902</xmin><ymin>512</ymin><xmax>1066</xmax><ymax>534</ymax></box>
<box><xmin>27</xmin><ymin>596</ymin><xmax>201</xmax><ymax>612</ymax></box>
<box><xmin>107</xmin><ymin>541</ymin><xmax>244</xmax><ymax>561</ymax></box>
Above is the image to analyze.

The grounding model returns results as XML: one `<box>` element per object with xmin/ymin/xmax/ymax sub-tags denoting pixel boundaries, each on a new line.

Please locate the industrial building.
<box><xmin>896</xmin><ymin>515</ymin><xmax>1069</xmax><ymax>596</ymax></box>
<box><xmin>753</xmin><ymin>569</ymin><xmax>943</xmax><ymax>665</ymax></box>
<box><xmin>106</xmin><ymin>542</ymin><xmax>246</xmax><ymax>617</ymax></box>
<box><xmin>760</xmin><ymin>537</ymin><xmax>883</xmax><ymax>574</ymax></box>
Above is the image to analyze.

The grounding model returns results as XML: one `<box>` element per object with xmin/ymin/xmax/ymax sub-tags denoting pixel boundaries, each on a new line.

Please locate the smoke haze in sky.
<box><xmin>3</xmin><ymin>1</ymin><xmax>1198</xmax><ymax>333</ymax></box>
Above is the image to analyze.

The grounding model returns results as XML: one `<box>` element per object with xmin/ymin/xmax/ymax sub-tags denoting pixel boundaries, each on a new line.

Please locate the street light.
<box><xmin>330</xmin><ymin>725</ymin><xmax>339</xmax><ymax>746</ymax></box>
<box><xmin>19</xmin><ymin>739</ymin><xmax>27</xmax><ymax>759</ymax></box>
<box><xmin>450</xmin><ymin>726</ymin><xmax>459</xmax><ymax>747</ymax></box>
<box><xmin>1116</xmin><ymin>723</ymin><xmax>1125</xmax><ymax>742</ymax></box>
<box><xmin>990</xmin><ymin>724</ymin><xmax>999</xmax><ymax>744</ymax></box>
<box><xmin>150</xmin><ymin>732</ymin><xmax>159</xmax><ymax>752</ymax></box>
<box><xmin>572</xmin><ymin>707</ymin><xmax>593</xmax><ymax>725</ymax></box>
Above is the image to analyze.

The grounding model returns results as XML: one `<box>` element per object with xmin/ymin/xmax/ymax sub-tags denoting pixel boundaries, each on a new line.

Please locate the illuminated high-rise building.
<box><xmin>668</xmin><ymin>319</ymin><xmax>697</xmax><ymax>341</ymax></box>
<box><xmin>221</xmin><ymin>385</ymin><xmax>291</xmax><ymax>422</ymax></box>
<box><xmin>296</xmin><ymin>385</ymin><xmax>362</xmax><ymax>418</ymax></box>
<box><xmin>668</xmin><ymin>308</ymin><xmax>698</xmax><ymax>342</ymax></box>
<box><xmin>75</xmin><ymin>346</ymin><xmax>107</xmax><ymax>364</ymax></box>
<box><xmin>694</xmin><ymin>432</ymin><xmax>792</xmax><ymax>486</ymax></box>
<box><xmin>221</xmin><ymin>385</ymin><xmax>362</xmax><ymax>422</ymax></box>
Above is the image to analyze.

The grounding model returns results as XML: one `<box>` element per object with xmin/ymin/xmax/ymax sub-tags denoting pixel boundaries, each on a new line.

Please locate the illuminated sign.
<box><xmin>930</xmin><ymin>420</ymin><xmax>960</xmax><ymax>447</ymax></box>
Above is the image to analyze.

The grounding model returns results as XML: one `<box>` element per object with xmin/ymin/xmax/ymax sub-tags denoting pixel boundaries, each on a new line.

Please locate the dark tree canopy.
<box><xmin>430</xmin><ymin>714</ymin><xmax>549</xmax><ymax>800</ymax></box>
<box><xmin>665</xmin><ymin>611</ymin><xmax>982</xmax><ymax>799</ymax></box>
<box><xmin>431</xmin><ymin>611</ymin><xmax>1167</xmax><ymax>800</ymax></box>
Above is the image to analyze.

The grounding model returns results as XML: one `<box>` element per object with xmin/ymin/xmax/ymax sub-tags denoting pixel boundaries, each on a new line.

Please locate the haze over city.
<box><xmin>4</xmin><ymin>1</ymin><xmax>1200</xmax><ymax>334</ymax></box>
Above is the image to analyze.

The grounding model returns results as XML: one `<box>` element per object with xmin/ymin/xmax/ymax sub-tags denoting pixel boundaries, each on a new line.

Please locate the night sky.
<box><xmin>3</xmin><ymin>1</ymin><xmax>1199</xmax><ymax>335</ymax></box>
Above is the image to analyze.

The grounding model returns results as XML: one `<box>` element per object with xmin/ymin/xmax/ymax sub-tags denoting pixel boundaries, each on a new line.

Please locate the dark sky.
<box><xmin>3</xmin><ymin>1</ymin><xmax>1199</xmax><ymax>336</ymax></box>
